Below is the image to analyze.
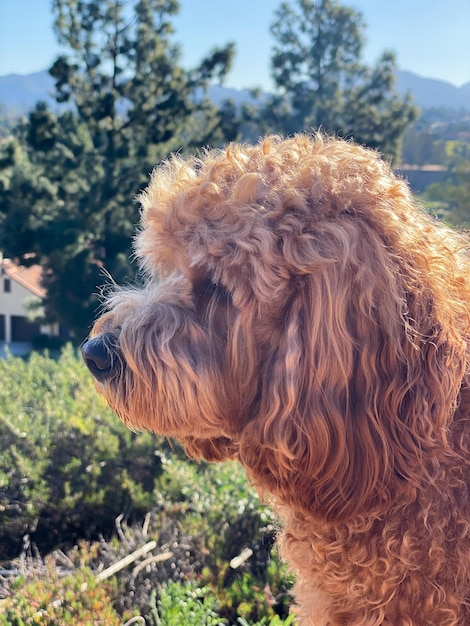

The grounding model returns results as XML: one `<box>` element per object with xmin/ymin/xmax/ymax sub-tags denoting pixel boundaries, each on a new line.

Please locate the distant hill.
<box><xmin>0</xmin><ymin>71</ymin><xmax>56</xmax><ymax>113</ymax></box>
<box><xmin>395</xmin><ymin>70</ymin><xmax>470</xmax><ymax>110</ymax></box>
<box><xmin>0</xmin><ymin>68</ymin><xmax>469</xmax><ymax>115</ymax></box>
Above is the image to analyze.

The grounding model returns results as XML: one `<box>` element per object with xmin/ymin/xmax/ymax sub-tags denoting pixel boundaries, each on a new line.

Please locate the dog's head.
<box><xmin>82</xmin><ymin>135</ymin><xmax>470</xmax><ymax>522</ymax></box>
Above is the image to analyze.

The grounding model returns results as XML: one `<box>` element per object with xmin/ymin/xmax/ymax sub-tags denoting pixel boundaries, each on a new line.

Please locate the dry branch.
<box><xmin>95</xmin><ymin>540</ymin><xmax>158</xmax><ymax>582</ymax></box>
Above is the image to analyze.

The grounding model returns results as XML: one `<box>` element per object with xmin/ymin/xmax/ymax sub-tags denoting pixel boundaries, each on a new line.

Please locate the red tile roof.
<box><xmin>1</xmin><ymin>257</ymin><xmax>46</xmax><ymax>299</ymax></box>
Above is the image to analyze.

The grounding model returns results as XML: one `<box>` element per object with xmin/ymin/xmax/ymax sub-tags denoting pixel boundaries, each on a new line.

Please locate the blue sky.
<box><xmin>0</xmin><ymin>0</ymin><xmax>469</xmax><ymax>89</ymax></box>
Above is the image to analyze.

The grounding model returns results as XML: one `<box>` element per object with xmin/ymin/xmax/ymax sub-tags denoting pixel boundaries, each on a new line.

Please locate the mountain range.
<box><xmin>0</xmin><ymin>69</ymin><xmax>469</xmax><ymax>114</ymax></box>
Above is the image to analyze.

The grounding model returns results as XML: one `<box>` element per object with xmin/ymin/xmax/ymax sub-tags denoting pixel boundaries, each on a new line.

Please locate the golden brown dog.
<box><xmin>82</xmin><ymin>135</ymin><xmax>470</xmax><ymax>625</ymax></box>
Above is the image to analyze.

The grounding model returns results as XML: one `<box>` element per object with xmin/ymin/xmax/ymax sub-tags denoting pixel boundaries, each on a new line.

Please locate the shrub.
<box><xmin>0</xmin><ymin>346</ymin><xmax>162</xmax><ymax>558</ymax></box>
<box><xmin>0</xmin><ymin>554</ymin><xmax>127</xmax><ymax>625</ymax></box>
<box><xmin>150</xmin><ymin>580</ymin><xmax>226</xmax><ymax>626</ymax></box>
<box><xmin>0</xmin><ymin>349</ymin><xmax>295</xmax><ymax>622</ymax></box>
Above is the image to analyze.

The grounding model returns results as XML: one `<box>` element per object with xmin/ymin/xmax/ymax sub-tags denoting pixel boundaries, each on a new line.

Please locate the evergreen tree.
<box><xmin>251</xmin><ymin>0</ymin><xmax>417</xmax><ymax>160</ymax></box>
<box><xmin>0</xmin><ymin>0</ymin><xmax>237</xmax><ymax>340</ymax></box>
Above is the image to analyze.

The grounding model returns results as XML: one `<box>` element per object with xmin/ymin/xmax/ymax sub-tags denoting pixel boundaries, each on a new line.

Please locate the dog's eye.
<box><xmin>194</xmin><ymin>277</ymin><xmax>228</xmax><ymax>301</ymax></box>
<box><xmin>193</xmin><ymin>277</ymin><xmax>231</xmax><ymax>316</ymax></box>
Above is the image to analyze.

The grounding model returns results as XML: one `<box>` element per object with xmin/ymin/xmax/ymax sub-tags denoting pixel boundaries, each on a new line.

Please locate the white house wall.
<box><xmin>0</xmin><ymin>274</ymin><xmax>42</xmax><ymax>342</ymax></box>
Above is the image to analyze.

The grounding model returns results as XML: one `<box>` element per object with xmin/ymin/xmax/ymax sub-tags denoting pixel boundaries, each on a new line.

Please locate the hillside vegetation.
<box><xmin>0</xmin><ymin>348</ymin><xmax>294</xmax><ymax>625</ymax></box>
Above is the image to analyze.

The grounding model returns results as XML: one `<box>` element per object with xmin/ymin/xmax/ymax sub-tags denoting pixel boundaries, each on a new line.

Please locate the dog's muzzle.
<box><xmin>81</xmin><ymin>333</ymin><xmax>120</xmax><ymax>383</ymax></box>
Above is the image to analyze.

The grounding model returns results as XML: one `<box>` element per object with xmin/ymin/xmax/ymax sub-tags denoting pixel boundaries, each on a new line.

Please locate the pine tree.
<box><xmin>251</xmin><ymin>0</ymin><xmax>417</xmax><ymax>160</ymax></box>
<box><xmin>0</xmin><ymin>0</ymin><xmax>237</xmax><ymax>340</ymax></box>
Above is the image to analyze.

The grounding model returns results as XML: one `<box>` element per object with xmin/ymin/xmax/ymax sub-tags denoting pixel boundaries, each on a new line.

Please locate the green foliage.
<box><xmin>401</xmin><ymin>127</ymin><xmax>446</xmax><ymax>166</ymax></box>
<box><xmin>247</xmin><ymin>0</ymin><xmax>417</xmax><ymax>161</ymax></box>
<box><xmin>149</xmin><ymin>575</ymin><xmax>295</xmax><ymax>626</ymax></box>
<box><xmin>151</xmin><ymin>580</ymin><xmax>226</xmax><ymax>626</ymax></box>
<box><xmin>420</xmin><ymin>139</ymin><xmax>470</xmax><ymax>227</ymax></box>
<box><xmin>0</xmin><ymin>346</ymin><xmax>161</xmax><ymax>558</ymax></box>
<box><xmin>0</xmin><ymin>556</ymin><xmax>126</xmax><ymax>626</ymax></box>
<box><xmin>0</xmin><ymin>350</ymin><xmax>295</xmax><ymax>623</ymax></box>
<box><xmin>402</xmin><ymin>112</ymin><xmax>470</xmax><ymax>168</ymax></box>
<box><xmin>0</xmin><ymin>107</ymin><xmax>113</xmax><ymax>340</ymax></box>
<box><xmin>0</xmin><ymin>104</ymin><xmax>20</xmax><ymax>139</ymax></box>
<box><xmin>425</xmin><ymin>162</ymin><xmax>470</xmax><ymax>227</ymax></box>
<box><xmin>129</xmin><ymin>455</ymin><xmax>293</xmax><ymax>623</ymax></box>
<box><xmin>213</xmin><ymin>557</ymin><xmax>294</xmax><ymax>625</ymax></box>
<box><xmin>153</xmin><ymin>454</ymin><xmax>276</xmax><ymax>555</ymax></box>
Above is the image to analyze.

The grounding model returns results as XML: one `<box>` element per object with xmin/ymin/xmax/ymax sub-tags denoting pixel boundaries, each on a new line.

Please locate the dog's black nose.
<box><xmin>81</xmin><ymin>334</ymin><xmax>118</xmax><ymax>382</ymax></box>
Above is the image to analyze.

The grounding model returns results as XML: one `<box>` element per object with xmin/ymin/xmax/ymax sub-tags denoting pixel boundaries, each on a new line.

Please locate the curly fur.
<box><xmin>84</xmin><ymin>134</ymin><xmax>470</xmax><ymax>625</ymax></box>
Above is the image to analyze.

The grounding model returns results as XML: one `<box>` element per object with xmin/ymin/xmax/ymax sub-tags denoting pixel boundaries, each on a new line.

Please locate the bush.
<box><xmin>0</xmin><ymin>346</ymin><xmax>162</xmax><ymax>558</ymax></box>
<box><xmin>0</xmin><ymin>349</ymin><xmax>295</xmax><ymax>623</ymax></box>
<box><xmin>0</xmin><ymin>554</ymin><xmax>127</xmax><ymax>625</ymax></box>
<box><xmin>150</xmin><ymin>580</ymin><xmax>225</xmax><ymax>626</ymax></box>
<box><xmin>149</xmin><ymin>579</ymin><xmax>295</xmax><ymax>626</ymax></box>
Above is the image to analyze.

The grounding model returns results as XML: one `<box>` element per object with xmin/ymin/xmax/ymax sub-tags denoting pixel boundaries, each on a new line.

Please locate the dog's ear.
<box><xmin>238</xmin><ymin>219</ymin><xmax>468</xmax><ymax>522</ymax></box>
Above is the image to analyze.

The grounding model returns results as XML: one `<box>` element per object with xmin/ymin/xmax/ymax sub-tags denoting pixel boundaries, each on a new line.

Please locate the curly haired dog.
<box><xmin>82</xmin><ymin>135</ymin><xmax>470</xmax><ymax>625</ymax></box>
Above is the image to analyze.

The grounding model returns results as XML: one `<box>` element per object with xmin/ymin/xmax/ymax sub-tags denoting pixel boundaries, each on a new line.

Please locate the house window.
<box><xmin>4</xmin><ymin>278</ymin><xmax>11</xmax><ymax>293</ymax></box>
<box><xmin>11</xmin><ymin>315</ymin><xmax>41</xmax><ymax>342</ymax></box>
